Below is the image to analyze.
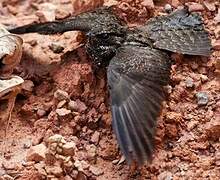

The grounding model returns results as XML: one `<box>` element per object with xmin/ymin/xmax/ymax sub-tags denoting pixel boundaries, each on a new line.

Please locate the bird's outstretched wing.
<box><xmin>140</xmin><ymin>7</ymin><xmax>211</xmax><ymax>56</ymax></box>
<box><xmin>107</xmin><ymin>45</ymin><xmax>171</xmax><ymax>164</ymax></box>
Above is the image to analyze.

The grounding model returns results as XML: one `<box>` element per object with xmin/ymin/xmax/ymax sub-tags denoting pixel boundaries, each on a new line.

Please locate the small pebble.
<box><xmin>57</xmin><ymin>100</ymin><xmax>67</xmax><ymax>108</ymax></box>
<box><xmin>49</xmin><ymin>43</ymin><xmax>64</xmax><ymax>53</ymax></box>
<box><xmin>2</xmin><ymin>161</ymin><xmax>16</xmax><ymax>170</ymax></box>
<box><xmin>196</xmin><ymin>92</ymin><xmax>209</xmax><ymax>106</ymax></box>
<box><xmin>214</xmin><ymin>8</ymin><xmax>220</xmax><ymax>23</ymax></box>
<box><xmin>185</xmin><ymin>77</ymin><xmax>194</xmax><ymax>88</ymax></box>
<box><xmin>91</xmin><ymin>131</ymin><xmax>100</xmax><ymax>145</ymax></box>
<box><xmin>188</xmin><ymin>3</ymin><xmax>205</xmax><ymax>12</ymax></box>
<box><xmin>55</xmin><ymin>9</ymin><xmax>70</xmax><ymax>20</ymax></box>
<box><xmin>54</xmin><ymin>89</ymin><xmax>69</xmax><ymax>101</ymax></box>
<box><xmin>164</xmin><ymin>4</ymin><xmax>172</xmax><ymax>13</ymax></box>
<box><xmin>56</xmin><ymin>108</ymin><xmax>71</xmax><ymax>116</ymax></box>
<box><xmin>141</xmin><ymin>0</ymin><xmax>154</xmax><ymax>9</ymax></box>
<box><xmin>200</xmin><ymin>75</ymin><xmax>208</xmax><ymax>83</ymax></box>
<box><xmin>203</xmin><ymin>1</ymin><xmax>216</xmax><ymax>12</ymax></box>
<box><xmin>212</xmin><ymin>39</ymin><xmax>220</xmax><ymax>50</ymax></box>
<box><xmin>68</xmin><ymin>100</ymin><xmax>78</xmax><ymax>111</ymax></box>
<box><xmin>171</xmin><ymin>0</ymin><xmax>180</xmax><ymax>8</ymax></box>
<box><xmin>37</xmin><ymin>109</ymin><xmax>46</xmax><ymax>118</ymax></box>
<box><xmin>23</xmin><ymin>139</ymin><xmax>32</xmax><ymax>149</ymax></box>
<box><xmin>2</xmin><ymin>175</ymin><xmax>13</xmax><ymax>180</ymax></box>
<box><xmin>89</xmin><ymin>166</ymin><xmax>104</xmax><ymax>176</ymax></box>
<box><xmin>112</xmin><ymin>159</ymin><xmax>119</xmax><ymax>164</ymax></box>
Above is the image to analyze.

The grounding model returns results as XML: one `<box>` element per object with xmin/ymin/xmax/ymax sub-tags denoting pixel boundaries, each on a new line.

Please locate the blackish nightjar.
<box><xmin>9</xmin><ymin>6</ymin><xmax>212</xmax><ymax>164</ymax></box>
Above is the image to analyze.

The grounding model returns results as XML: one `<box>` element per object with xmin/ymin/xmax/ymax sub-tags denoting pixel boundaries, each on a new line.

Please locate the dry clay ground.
<box><xmin>0</xmin><ymin>0</ymin><xmax>220</xmax><ymax>179</ymax></box>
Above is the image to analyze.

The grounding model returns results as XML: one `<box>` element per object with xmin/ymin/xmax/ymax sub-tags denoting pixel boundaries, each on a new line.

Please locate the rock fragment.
<box><xmin>91</xmin><ymin>131</ymin><xmax>100</xmax><ymax>145</ymax></box>
<box><xmin>68</xmin><ymin>100</ymin><xmax>78</xmax><ymax>111</ymax></box>
<box><xmin>45</xmin><ymin>165</ymin><xmax>63</xmax><ymax>177</ymax></box>
<box><xmin>86</xmin><ymin>144</ymin><xmax>97</xmax><ymax>160</ymax></box>
<box><xmin>56</xmin><ymin>108</ymin><xmax>71</xmax><ymax>116</ymax></box>
<box><xmin>62</xmin><ymin>142</ymin><xmax>76</xmax><ymax>156</ymax></box>
<box><xmin>185</xmin><ymin>77</ymin><xmax>195</xmax><ymax>88</ymax></box>
<box><xmin>74</xmin><ymin>160</ymin><xmax>90</xmax><ymax>172</ymax></box>
<box><xmin>89</xmin><ymin>166</ymin><xmax>103</xmax><ymax>176</ymax></box>
<box><xmin>55</xmin><ymin>9</ymin><xmax>71</xmax><ymax>20</ymax></box>
<box><xmin>75</xmin><ymin>99</ymin><xmax>87</xmax><ymax>113</ymax></box>
<box><xmin>34</xmin><ymin>162</ymin><xmax>47</xmax><ymax>176</ymax></box>
<box><xmin>54</xmin><ymin>89</ymin><xmax>69</xmax><ymax>101</ymax></box>
<box><xmin>49</xmin><ymin>43</ymin><xmax>64</xmax><ymax>53</ymax></box>
<box><xmin>214</xmin><ymin>8</ymin><xmax>220</xmax><ymax>23</ymax></box>
<box><xmin>171</xmin><ymin>0</ymin><xmax>180</xmax><ymax>8</ymax></box>
<box><xmin>26</xmin><ymin>144</ymin><xmax>47</xmax><ymax>162</ymax></box>
<box><xmin>196</xmin><ymin>92</ymin><xmax>209</xmax><ymax>106</ymax></box>
<box><xmin>141</xmin><ymin>0</ymin><xmax>154</xmax><ymax>10</ymax></box>
<box><xmin>188</xmin><ymin>3</ymin><xmax>205</xmax><ymax>12</ymax></box>
<box><xmin>164</xmin><ymin>4</ymin><xmax>172</xmax><ymax>14</ymax></box>
<box><xmin>2</xmin><ymin>174</ymin><xmax>14</xmax><ymax>180</ymax></box>
<box><xmin>2</xmin><ymin>160</ymin><xmax>16</xmax><ymax>170</ymax></box>
<box><xmin>214</xmin><ymin>25</ymin><xmax>220</xmax><ymax>39</ymax></box>
<box><xmin>158</xmin><ymin>171</ymin><xmax>173</xmax><ymax>180</ymax></box>
<box><xmin>22</xmin><ymin>80</ymin><xmax>34</xmax><ymax>92</ymax></box>
<box><xmin>203</xmin><ymin>1</ymin><xmax>216</xmax><ymax>12</ymax></box>
<box><xmin>212</xmin><ymin>40</ymin><xmax>220</xmax><ymax>50</ymax></box>
<box><xmin>205</xmin><ymin>119</ymin><xmax>220</xmax><ymax>140</ymax></box>
<box><xmin>37</xmin><ymin>108</ymin><xmax>46</xmax><ymax>118</ymax></box>
<box><xmin>57</xmin><ymin>100</ymin><xmax>67</xmax><ymax>109</ymax></box>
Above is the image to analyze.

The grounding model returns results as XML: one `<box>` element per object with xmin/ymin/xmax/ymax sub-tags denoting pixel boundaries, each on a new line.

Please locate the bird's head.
<box><xmin>9</xmin><ymin>7</ymin><xmax>127</xmax><ymax>66</ymax></box>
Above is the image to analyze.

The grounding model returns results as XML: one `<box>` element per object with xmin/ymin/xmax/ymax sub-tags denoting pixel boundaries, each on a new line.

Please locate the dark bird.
<box><xmin>9</xmin><ymin>6</ymin><xmax>211</xmax><ymax>164</ymax></box>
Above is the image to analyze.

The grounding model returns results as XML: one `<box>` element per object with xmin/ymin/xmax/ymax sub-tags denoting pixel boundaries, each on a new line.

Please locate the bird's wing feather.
<box><xmin>107</xmin><ymin>45</ymin><xmax>171</xmax><ymax>164</ymax></box>
<box><xmin>140</xmin><ymin>8</ymin><xmax>211</xmax><ymax>56</ymax></box>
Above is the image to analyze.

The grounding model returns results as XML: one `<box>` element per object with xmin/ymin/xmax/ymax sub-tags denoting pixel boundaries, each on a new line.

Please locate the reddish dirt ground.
<box><xmin>0</xmin><ymin>0</ymin><xmax>220</xmax><ymax>179</ymax></box>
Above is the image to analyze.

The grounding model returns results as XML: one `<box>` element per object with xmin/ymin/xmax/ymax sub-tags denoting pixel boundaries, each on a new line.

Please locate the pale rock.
<box><xmin>86</xmin><ymin>144</ymin><xmax>97</xmax><ymax>159</ymax></box>
<box><xmin>91</xmin><ymin>131</ymin><xmax>100</xmax><ymax>145</ymax></box>
<box><xmin>22</xmin><ymin>80</ymin><xmax>34</xmax><ymax>91</ymax></box>
<box><xmin>75</xmin><ymin>99</ymin><xmax>87</xmax><ymax>113</ymax></box>
<box><xmin>54</xmin><ymin>89</ymin><xmax>69</xmax><ymax>101</ymax></box>
<box><xmin>49</xmin><ymin>43</ymin><xmax>64</xmax><ymax>53</ymax></box>
<box><xmin>164</xmin><ymin>4</ymin><xmax>172</xmax><ymax>14</ymax></box>
<box><xmin>36</xmin><ymin>3</ymin><xmax>57</xmax><ymax>22</ymax></box>
<box><xmin>74</xmin><ymin>160</ymin><xmax>90</xmax><ymax>172</ymax></box>
<box><xmin>62</xmin><ymin>142</ymin><xmax>76</xmax><ymax>156</ymax></box>
<box><xmin>26</xmin><ymin>144</ymin><xmax>47</xmax><ymax>162</ymax></box>
<box><xmin>188</xmin><ymin>3</ymin><xmax>205</xmax><ymax>12</ymax></box>
<box><xmin>48</xmin><ymin>134</ymin><xmax>66</xmax><ymax>144</ymax></box>
<box><xmin>45</xmin><ymin>165</ymin><xmax>63</xmax><ymax>177</ymax></box>
<box><xmin>34</xmin><ymin>162</ymin><xmax>47</xmax><ymax>176</ymax></box>
<box><xmin>185</xmin><ymin>77</ymin><xmax>195</xmax><ymax>88</ymax></box>
<box><xmin>141</xmin><ymin>0</ymin><xmax>154</xmax><ymax>9</ymax></box>
<box><xmin>203</xmin><ymin>1</ymin><xmax>216</xmax><ymax>11</ymax></box>
<box><xmin>212</xmin><ymin>39</ymin><xmax>220</xmax><ymax>50</ymax></box>
<box><xmin>196</xmin><ymin>92</ymin><xmax>209</xmax><ymax>106</ymax></box>
<box><xmin>158</xmin><ymin>171</ymin><xmax>173</xmax><ymax>180</ymax></box>
<box><xmin>2</xmin><ymin>160</ymin><xmax>16</xmax><ymax>170</ymax></box>
<box><xmin>68</xmin><ymin>100</ymin><xmax>78</xmax><ymax>111</ymax></box>
<box><xmin>37</xmin><ymin>108</ymin><xmax>46</xmax><ymax>118</ymax></box>
<box><xmin>64</xmin><ymin>175</ymin><xmax>73</xmax><ymax>180</ymax></box>
<box><xmin>171</xmin><ymin>0</ymin><xmax>180</xmax><ymax>8</ymax></box>
<box><xmin>89</xmin><ymin>166</ymin><xmax>104</xmax><ymax>176</ymax></box>
<box><xmin>56</xmin><ymin>108</ymin><xmax>71</xmax><ymax>116</ymax></box>
<box><xmin>57</xmin><ymin>100</ymin><xmax>67</xmax><ymax>109</ymax></box>
<box><xmin>1</xmin><ymin>174</ymin><xmax>13</xmax><ymax>180</ymax></box>
<box><xmin>55</xmin><ymin>9</ymin><xmax>71</xmax><ymax>20</ymax></box>
<box><xmin>214</xmin><ymin>8</ymin><xmax>220</xmax><ymax>23</ymax></box>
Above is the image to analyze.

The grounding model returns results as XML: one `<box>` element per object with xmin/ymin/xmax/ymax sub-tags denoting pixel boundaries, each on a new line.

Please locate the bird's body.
<box><xmin>8</xmin><ymin>6</ymin><xmax>211</xmax><ymax>164</ymax></box>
